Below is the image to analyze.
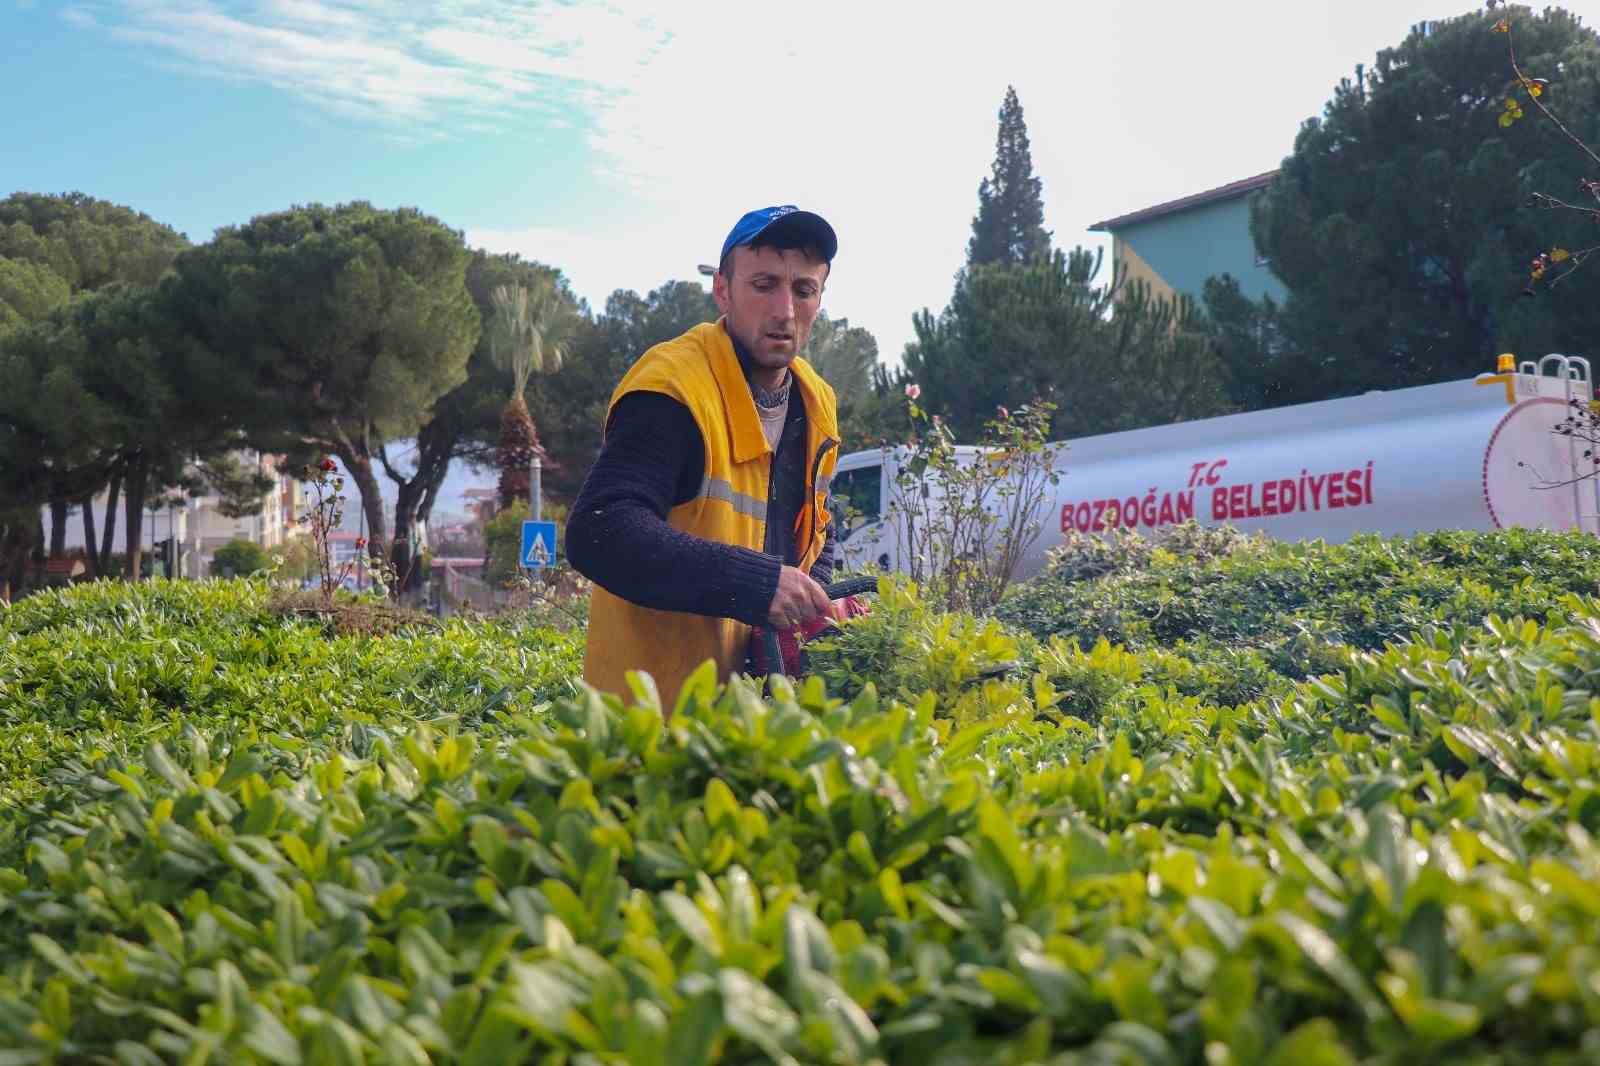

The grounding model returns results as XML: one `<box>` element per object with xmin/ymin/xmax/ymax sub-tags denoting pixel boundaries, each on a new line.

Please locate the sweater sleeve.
<box><xmin>566</xmin><ymin>391</ymin><xmax>781</xmax><ymax>624</ymax></box>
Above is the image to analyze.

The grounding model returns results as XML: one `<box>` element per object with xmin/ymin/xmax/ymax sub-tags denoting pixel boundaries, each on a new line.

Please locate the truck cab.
<box><xmin>825</xmin><ymin>444</ymin><xmax>1004</xmax><ymax>575</ymax></box>
<box><xmin>826</xmin><ymin>449</ymin><xmax>891</xmax><ymax>572</ymax></box>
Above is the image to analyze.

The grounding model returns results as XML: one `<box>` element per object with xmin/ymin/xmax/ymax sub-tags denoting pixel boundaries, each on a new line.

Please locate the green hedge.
<box><xmin>0</xmin><ymin>580</ymin><xmax>582</xmax><ymax>825</ymax></box>
<box><xmin>0</xmin><ymin>555</ymin><xmax>1599</xmax><ymax>1060</ymax></box>
<box><xmin>998</xmin><ymin>525</ymin><xmax>1600</xmax><ymax>655</ymax></box>
<box><xmin>982</xmin><ymin>525</ymin><xmax>1600</xmax><ymax>711</ymax></box>
<box><xmin>211</xmin><ymin>538</ymin><xmax>274</xmax><ymax>579</ymax></box>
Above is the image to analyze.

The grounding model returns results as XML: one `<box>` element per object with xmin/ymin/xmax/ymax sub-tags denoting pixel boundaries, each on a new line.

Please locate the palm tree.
<box><xmin>488</xmin><ymin>278</ymin><xmax>572</xmax><ymax>511</ymax></box>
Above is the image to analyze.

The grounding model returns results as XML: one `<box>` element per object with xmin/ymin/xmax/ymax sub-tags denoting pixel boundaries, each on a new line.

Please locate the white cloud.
<box><xmin>66</xmin><ymin>1</ymin><xmax>665</xmax><ymax>124</ymax></box>
<box><xmin>63</xmin><ymin>0</ymin><xmax>1583</xmax><ymax>363</ymax></box>
<box><xmin>466</xmin><ymin>0</ymin><xmax>1530</xmax><ymax>361</ymax></box>
<box><xmin>468</xmin><ymin>220</ymin><xmax>713</xmax><ymax>315</ymax></box>
<box><xmin>261</xmin><ymin>0</ymin><xmax>360</xmax><ymax>28</ymax></box>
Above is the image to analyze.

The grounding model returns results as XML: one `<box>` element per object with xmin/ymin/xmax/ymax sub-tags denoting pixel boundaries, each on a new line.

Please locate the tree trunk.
<box><xmin>49</xmin><ymin>499</ymin><xmax>68</xmax><ymax>557</ymax></box>
<box><xmin>100</xmin><ymin>473</ymin><xmax>122</xmax><ymax>570</ymax></box>
<box><xmin>0</xmin><ymin>514</ymin><xmax>35</xmax><ymax>603</ymax></box>
<box><xmin>24</xmin><ymin>514</ymin><xmax>45</xmax><ymax>597</ymax></box>
<box><xmin>2</xmin><ymin>546</ymin><xmax>23</xmax><ymax>603</ymax></box>
<box><xmin>390</xmin><ymin>474</ymin><xmax>430</xmax><ymax>600</ymax></box>
<box><xmin>340</xmin><ymin>451</ymin><xmax>388</xmax><ymax>572</ymax></box>
<box><xmin>418</xmin><ymin>473</ymin><xmax>444</xmax><ymax>527</ymax></box>
<box><xmin>496</xmin><ymin>395</ymin><xmax>542</xmax><ymax>511</ymax></box>
<box><xmin>124</xmin><ymin>456</ymin><xmax>149</xmax><ymax>581</ymax></box>
<box><xmin>82</xmin><ymin>496</ymin><xmax>100</xmax><ymax>577</ymax></box>
<box><xmin>381</xmin><ymin>426</ymin><xmax>457</xmax><ymax>601</ymax></box>
<box><xmin>410</xmin><ymin>452</ymin><xmax>455</xmax><ymax>593</ymax></box>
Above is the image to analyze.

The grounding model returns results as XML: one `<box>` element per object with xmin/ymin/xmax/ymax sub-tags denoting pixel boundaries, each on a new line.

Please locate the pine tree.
<box><xmin>1247</xmin><ymin>8</ymin><xmax>1600</xmax><ymax>404</ymax></box>
<box><xmin>966</xmin><ymin>86</ymin><xmax>1052</xmax><ymax>267</ymax></box>
<box><xmin>904</xmin><ymin>250</ymin><xmax>1230</xmax><ymax>441</ymax></box>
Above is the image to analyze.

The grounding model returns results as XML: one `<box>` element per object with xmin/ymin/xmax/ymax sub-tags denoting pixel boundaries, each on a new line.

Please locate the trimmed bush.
<box><xmin>2</xmin><ymin>601</ymin><xmax>1600</xmax><ymax>1059</ymax></box>
<box><xmin>0</xmin><ymin>579</ymin><xmax>582</xmax><ymax>821</ymax></box>
<box><xmin>211</xmin><ymin>538</ymin><xmax>274</xmax><ymax>578</ymax></box>
<box><xmin>1</xmin><ymin>531</ymin><xmax>1600</xmax><ymax>1061</ymax></box>
<box><xmin>999</xmin><ymin>525</ymin><xmax>1600</xmax><ymax>656</ymax></box>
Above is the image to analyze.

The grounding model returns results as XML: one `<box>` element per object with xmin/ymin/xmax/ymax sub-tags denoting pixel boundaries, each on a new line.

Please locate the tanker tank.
<box><xmin>831</xmin><ymin>356</ymin><xmax>1600</xmax><ymax>582</ymax></box>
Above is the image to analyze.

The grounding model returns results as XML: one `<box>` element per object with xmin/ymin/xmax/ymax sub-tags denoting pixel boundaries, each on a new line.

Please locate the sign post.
<box><xmin>520</xmin><ymin>520</ymin><xmax>557</xmax><ymax>570</ymax></box>
<box><xmin>530</xmin><ymin>454</ymin><xmax>543</xmax><ymax>521</ymax></box>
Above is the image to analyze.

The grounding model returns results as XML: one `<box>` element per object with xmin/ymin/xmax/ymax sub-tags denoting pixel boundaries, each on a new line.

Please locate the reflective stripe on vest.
<box><xmin>699</xmin><ymin>475</ymin><xmax>768</xmax><ymax>521</ymax></box>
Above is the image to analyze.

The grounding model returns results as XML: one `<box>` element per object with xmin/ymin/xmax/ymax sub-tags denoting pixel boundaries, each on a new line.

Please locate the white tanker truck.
<box><xmin>830</xmin><ymin>355</ymin><xmax>1600</xmax><ymax>581</ymax></box>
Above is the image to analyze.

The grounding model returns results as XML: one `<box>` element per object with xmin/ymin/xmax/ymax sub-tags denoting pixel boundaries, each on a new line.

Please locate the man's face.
<box><xmin>713</xmin><ymin>245</ymin><xmax>829</xmax><ymax>372</ymax></box>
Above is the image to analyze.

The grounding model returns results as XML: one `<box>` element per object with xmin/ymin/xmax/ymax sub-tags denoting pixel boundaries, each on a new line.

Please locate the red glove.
<box><xmin>746</xmin><ymin>595</ymin><xmax>870</xmax><ymax>677</ymax></box>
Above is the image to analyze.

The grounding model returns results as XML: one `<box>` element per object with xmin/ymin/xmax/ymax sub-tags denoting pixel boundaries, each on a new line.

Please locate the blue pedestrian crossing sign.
<box><xmin>520</xmin><ymin>520</ymin><xmax>558</xmax><ymax>569</ymax></box>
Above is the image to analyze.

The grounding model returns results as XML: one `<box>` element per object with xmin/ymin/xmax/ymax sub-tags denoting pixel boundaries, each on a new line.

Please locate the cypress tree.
<box><xmin>966</xmin><ymin>86</ymin><xmax>1052</xmax><ymax>267</ymax></box>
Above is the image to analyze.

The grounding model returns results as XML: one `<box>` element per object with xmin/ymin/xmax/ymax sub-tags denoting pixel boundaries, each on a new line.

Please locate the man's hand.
<box><xmin>767</xmin><ymin>565</ymin><xmax>831</xmax><ymax>629</ymax></box>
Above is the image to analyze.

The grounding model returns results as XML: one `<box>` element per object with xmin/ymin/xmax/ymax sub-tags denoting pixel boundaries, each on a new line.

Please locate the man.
<box><xmin>567</xmin><ymin>205</ymin><xmax>843</xmax><ymax>702</ymax></box>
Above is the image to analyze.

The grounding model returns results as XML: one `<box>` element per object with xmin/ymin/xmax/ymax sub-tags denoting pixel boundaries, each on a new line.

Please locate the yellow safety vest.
<box><xmin>583</xmin><ymin>321</ymin><xmax>840</xmax><ymax>707</ymax></box>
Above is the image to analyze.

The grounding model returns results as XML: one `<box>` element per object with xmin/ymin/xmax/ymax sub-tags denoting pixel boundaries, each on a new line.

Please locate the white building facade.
<box><xmin>43</xmin><ymin>451</ymin><xmax>308</xmax><ymax>578</ymax></box>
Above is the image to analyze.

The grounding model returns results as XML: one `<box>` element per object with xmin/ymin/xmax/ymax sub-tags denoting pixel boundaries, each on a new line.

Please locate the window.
<box><xmin>828</xmin><ymin>465</ymin><xmax>882</xmax><ymax>540</ymax></box>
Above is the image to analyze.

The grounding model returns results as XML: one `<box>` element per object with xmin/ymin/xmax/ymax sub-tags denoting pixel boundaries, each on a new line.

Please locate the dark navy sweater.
<box><xmin>566</xmin><ymin>386</ymin><xmax>835</xmax><ymax>626</ymax></box>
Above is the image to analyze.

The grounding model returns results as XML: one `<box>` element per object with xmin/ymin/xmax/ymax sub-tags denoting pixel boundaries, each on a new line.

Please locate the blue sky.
<box><xmin>5</xmin><ymin>2</ymin><xmax>636</xmax><ymax>261</ymax></box>
<box><xmin>9</xmin><ymin>0</ymin><xmax>1597</xmax><ymax>368</ymax></box>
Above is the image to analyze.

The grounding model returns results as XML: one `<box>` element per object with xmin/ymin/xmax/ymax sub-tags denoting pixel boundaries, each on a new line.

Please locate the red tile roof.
<box><xmin>1090</xmin><ymin>170</ymin><xmax>1278</xmax><ymax>233</ymax></box>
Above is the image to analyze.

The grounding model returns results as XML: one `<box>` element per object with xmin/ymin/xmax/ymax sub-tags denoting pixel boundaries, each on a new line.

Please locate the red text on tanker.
<box><xmin>1060</xmin><ymin>460</ymin><xmax>1375</xmax><ymax>533</ymax></box>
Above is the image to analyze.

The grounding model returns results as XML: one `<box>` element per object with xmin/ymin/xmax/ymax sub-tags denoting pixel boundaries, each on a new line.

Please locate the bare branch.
<box><xmin>1508</xmin><ymin>24</ymin><xmax>1600</xmax><ymax>172</ymax></box>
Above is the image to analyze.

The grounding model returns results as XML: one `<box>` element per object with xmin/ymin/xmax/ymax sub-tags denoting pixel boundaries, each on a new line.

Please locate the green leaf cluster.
<box><xmin>820</xmin><ymin>525</ymin><xmax>1600</xmax><ymax>727</ymax></box>
<box><xmin>0</xmin><ymin>579</ymin><xmax>580</xmax><ymax>822</ymax></box>
<box><xmin>210</xmin><ymin>539</ymin><xmax>274</xmax><ymax>579</ymax></box>
<box><xmin>0</xmin><ymin>192</ymin><xmax>189</xmax><ymax>295</ymax></box>
<box><xmin>3</xmin><ymin>565</ymin><xmax>1600</xmax><ymax>1059</ymax></box>
<box><xmin>998</xmin><ymin>526</ymin><xmax>1600</xmax><ymax>700</ymax></box>
<box><xmin>0</xmin><ymin>192</ymin><xmax>266</xmax><ymax>583</ymax></box>
<box><xmin>0</xmin><ymin>258</ymin><xmax>70</xmax><ymax>333</ymax></box>
<box><xmin>0</xmin><ymin>563</ymin><xmax>1600</xmax><ymax>1056</ymax></box>
<box><xmin>162</xmin><ymin>202</ymin><xmax>479</xmax><ymax>555</ymax></box>
<box><xmin>801</xmin><ymin>312</ymin><xmax>879</xmax><ymax>412</ymax></box>
<box><xmin>8</xmin><ymin>532</ymin><xmax>1600</xmax><ymax>1060</ymax></box>
<box><xmin>887</xmin><ymin>82</ymin><xmax>1231</xmax><ymax>447</ymax></box>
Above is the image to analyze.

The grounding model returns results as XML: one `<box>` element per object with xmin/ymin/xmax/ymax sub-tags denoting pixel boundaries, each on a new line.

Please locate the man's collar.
<box><xmin>709</xmin><ymin>319</ymin><xmax>774</xmax><ymax>463</ymax></box>
<box><xmin>705</xmin><ymin>318</ymin><xmax>838</xmax><ymax>458</ymax></box>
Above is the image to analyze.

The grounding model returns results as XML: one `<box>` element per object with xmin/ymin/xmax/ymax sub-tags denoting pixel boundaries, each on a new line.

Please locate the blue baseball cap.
<box><xmin>719</xmin><ymin>205</ymin><xmax>837</xmax><ymax>266</ymax></box>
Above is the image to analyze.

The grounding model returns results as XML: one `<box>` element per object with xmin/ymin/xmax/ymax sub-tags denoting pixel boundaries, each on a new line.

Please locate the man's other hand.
<box><xmin>766</xmin><ymin>565</ymin><xmax>831</xmax><ymax>629</ymax></box>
